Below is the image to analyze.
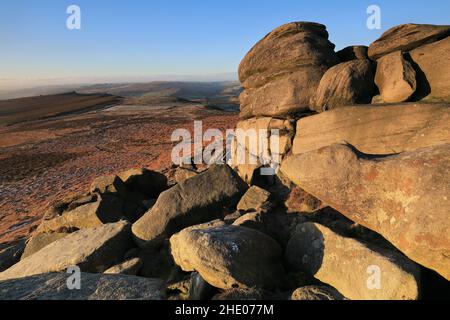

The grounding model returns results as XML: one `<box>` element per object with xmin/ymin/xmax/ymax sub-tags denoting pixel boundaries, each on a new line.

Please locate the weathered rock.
<box><xmin>310</xmin><ymin>59</ymin><xmax>376</xmax><ymax>112</ymax></box>
<box><xmin>0</xmin><ymin>273</ymin><xmax>165</xmax><ymax>300</ymax></box>
<box><xmin>375</xmin><ymin>51</ymin><xmax>417</xmax><ymax>103</ymax></box>
<box><xmin>213</xmin><ymin>288</ymin><xmax>274</xmax><ymax>300</ymax></box>
<box><xmin>285</xmin><ymin>222</ymin><xmax>420</xmax><ymax>300</ymax></box>
<box><xmin>90</xmin><ymin>174</ymin><xmax>128</xmax><ymax>197</ymax></box>
<box><xmin>132</xmin><ymin>165</ymin><xmax>247</xmax><ymax>247</ymax></box>
<box><xmin>104</xmin><ymin>257</ymin><xmax>143</xmax><ymax>275</ymax></box>
<box><xmin>336</xmin><ymin>46</ymin><xmax>368</xmax><ymax>61</ymax></box>
<box><xmin>239</xmin><ymin>67</ymin><xmax>329</xmax><ymax>118</ymax></box>
<box><xmin>291</xmin><ymin>285</ymin><xmax>345</xmax><ymax>300</ymax></box>
<box><xmin>281</xmin><ymin>144</ymin><xmax>450</xmax><ymax>280</ymax></box>
<box><xmin>409</xmin><ymin>37</ymin><xmax>450</xmax><ymax>102</ymax></box>
<box><xmin>284</xmin><ymin>186</ymin><xmax>323</xmax><ymax>213</ymax></box>
<box><xmin>170</xmin><ymin>224</ymin><xmax>285</xmax><ymax>290</ymax></box>
<box><xmin>232</xmin><ymin>212</ymin><xmax>266</xmax><ymax>234</ymax></box>
<box><xmin>42</xmin><ymin>193</ymin><xmax>95</xmax><ymax>221</ymax></box>
<box><xmin>0</xmin><ymin>240</ymin><xmax>25</xmax><ymax>272</ymax></box>
<box><xmin>237</xmin><ymin>186</ymin><xmax>271</xmax><ymax>212</ymax></box>
<box><xmin>118</xmin><ymin>168</ymin><xmax>168</xmax><ymax>197</ymax></box>
<box><xmin>0</xmin><ymin>221</ymin><xmax>133</xmax><ymax>281</ymax></box>
<box><xmin>292</xmin><ymin>103</ymin><xmax>450</xmax><ymax>155</ymax></box>
<box><xmin>174</xmin><ymin>167</ymin><xmax>198</xmax><ymax>184</ymax></box>
<box><xmin>239</xmin><ymin>22</ymin><xmax>339</xmax><ymax>89</ymax></box>
<box><xmin>368</xmin><ymin>23</ymin><xmax>450</xmax><ymax>60</ymax></box>
<box><xmin>21</xmin><ymin>232</ymin><xmax>68</xmax><ymax>260</ymax></box>
<box><xmin>37</xmin><ymin>194</ymin><xmax>124</xmax><ymax>234</ymax></box>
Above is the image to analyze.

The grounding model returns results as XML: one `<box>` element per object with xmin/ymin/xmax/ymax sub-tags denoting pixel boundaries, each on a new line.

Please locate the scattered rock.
<box><xmin>281</xmin><ymin>143</ymin><xmax>450</xmax><ymax>280</ymax></box>
<box><xmin>285</xmin><ymin>222</ymin><xmax>420</xmax><ymax>300</ymax></box>
<box><xmin>237</xmin><ymin>186</ymin><xmax>271</xmax><ymax>212</ymax></box>
<box><xmin>132</xmin><ymin>165</ymin><xmax>247</xmax><ymax>247</ymax></box>
<box><xmin>375</xmin><ymin>51</ymin><xmax>417</xmax><ymax>103</ymax></box>
<box><xmin>170</xmin><ymin>224</ymin><xmax>285</xmax><ymax>290</ymax></box>
<box><xmin>292</xmin><ymin>103</ymin><xmax>450</xmax><ymax>155</ymax></box>
<box><xmin>104</xmin><ymin>257</ymin><xmax>143</xmax><ymax>275</ymax></box>
<box><xmin>368</xmin><ymin>23</ymin><xmax>450</xmax><ymax>60</ymax></box>
<box><xmin>291</xmin><ymin>285</ymin><xmax>345</xmax><ymax>300</ymax></box>
<box><xmin>0</xmin><ymin>273</ymin><xmax>165</xmax><ymax>300</ymax></box>
<box><xmin>21</xmin><ymin>232</ymin><xmax>68</xmax><ymax>260</ymax></box>
<box><xmin>0</xmin><ymin>221</ymin><xmax>133</xmax><ymax>281</ymax></box>
<box><xmin>37</xmin><ymin>194</ymin><xmax>124</xmax><ymax>234</ymax></box>
<box><xmin>336</xmin><ymin>45</ymin><xmax>368</xmax><ymax>61</ymax></box>
<box><xmin>118</xmin><ymin>168</ymin><xmax>168</xmax><ymax>197</ymax></box>
<box><xmin>310</xmin><ymin>59</ymin><xmax>376</xmax><ymax>112</ymax></box>
<box><xmin>409</xmin><ymin>37</ymin><xmax>450</xmax><ymax>102</ymax></box>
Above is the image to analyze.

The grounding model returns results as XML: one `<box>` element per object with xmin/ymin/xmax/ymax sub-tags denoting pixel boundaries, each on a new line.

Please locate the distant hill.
<box><xmin>0</xmin><ymin>92</ymin><xmax>121</xmax><ymax>125</ymax></box>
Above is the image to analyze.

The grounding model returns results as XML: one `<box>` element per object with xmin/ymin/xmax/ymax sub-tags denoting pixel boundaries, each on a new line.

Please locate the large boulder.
<box><xmin>409</xmin><ymin>37</ymin><xmax>450</xmax><ymax>102</ymax></box>
<box><xmin>90</xmin><ymin>174</ymin><xmax>128</xmax><ymax>197</ymax></box>
<box><xmin>37</xmin><ymin>193</ymin><xmax>124</xmax><ymax>234</ymax></box>
<box><xmin>310</xmin><ymin>59</ymin><xmax>376</xmax><ymax>112</ymax></box>
<box><xmin>239</xmin><ymin>68</ymin><xmax>329</xmax><ymax>118</ymax></box>
<box><xmin>132</xmin><ymin>165</ymin><xmax>247</xmax><ymax>247</ymax></box>
<box><xmin>238</xmin><ymin>22</ymin><xmax>339</xmax><ymax>118</ymax></box>
<box><xmin>0</xmin><ymin>221</ymin><xmax>133</xmax><ymax>281</ymax></box>
<box><xmin>0</xmin><ymin>273</ymin><xmax>165</xmax><ymax>300</ymax></box>
<box><xmin>375</xmin><ymin>51</ymin><xmax>417</xmax><ymax>103</ymax></box>
<box><xmin>281</xmin><ymin>144</ymin><xmax>450</xmax><ymax>280</ymax></box>
<box><xmin>21</xmin><ymin>232</ymin><xmax>68</xmax><ymax>260</ymax></box>
<box><xmin>292</xmin><ymin>103</ymin><xmax>450</xmax><ymax>155</ymax></box>
<box><xmin>170</xmin><ymin>224</ymin><xmax>285</xmax><ymax>290</ymax></box>
<box><xmin>368</xmin><ymin>23</ymin><xmax>450</xmax><ymax>60</ymax></box>
<box><xmin>286</xmin><ymin>223</ymin><xmax>420</xmax><ymax>300</ymax></box>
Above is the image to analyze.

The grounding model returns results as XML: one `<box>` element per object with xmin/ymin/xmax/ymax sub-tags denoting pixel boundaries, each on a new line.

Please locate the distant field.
<box><xmin>0</xmin><ymin>92</ymin><xmax>122</xmax><ymax>125</ymax></box>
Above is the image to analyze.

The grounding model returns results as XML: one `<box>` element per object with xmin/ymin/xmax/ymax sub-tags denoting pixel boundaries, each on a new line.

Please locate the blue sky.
<box><xmin>0</xmin><ymin>0</ymin><xmax>449</xmax><ymax>85</ymax></box>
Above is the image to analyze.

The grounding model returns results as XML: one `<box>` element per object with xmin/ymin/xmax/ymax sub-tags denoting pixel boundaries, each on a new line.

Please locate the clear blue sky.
<box><xmin>0</xmin><ymin>0</ymin><xmax>449</xmax><ymax>83</ymax></box>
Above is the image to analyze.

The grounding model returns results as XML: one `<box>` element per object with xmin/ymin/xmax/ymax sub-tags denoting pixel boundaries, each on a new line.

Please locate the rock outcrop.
<box><xmin>368</xmin><ymin>23</ymin><xmax>450</xmax><ymax>60</ymax></box>
<box><xmin>281</xmin><ymin>144</ymin><xmax>450</xmax><ymax>280</ymax></box>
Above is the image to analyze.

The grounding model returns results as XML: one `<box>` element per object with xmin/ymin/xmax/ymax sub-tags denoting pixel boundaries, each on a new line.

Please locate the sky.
<box><xmin>0</xmin><ymin>0</ymin><xmax>449</xmax><ymax>88</ymax></box>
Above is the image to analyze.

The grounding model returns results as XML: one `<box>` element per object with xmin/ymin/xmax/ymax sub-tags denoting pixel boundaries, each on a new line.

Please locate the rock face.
<box><xmin>368</xmin><ymin>23</ymin><xmax>450</xmax><ymax>60</ymax></box>
<box><xmin>281</xmin><ymin>144</ymin><xmax>450</xmax><ymax>280</ymax></box>
<box><xmin>291</xmin><ymin>285</ymin><xmax>345</xmax><ymax>300</ymax></box>
<box><xmin>336</xmin><ymin>45</ymin><xmax>368</xmax><ymax>61</ymax></box>
<box><xmin>170</xmin><ymin>224</ymin><xmax>285</xmax><ymax>290</ymax></box>
<box><xmin>375</xmin><ymin>51</ymin><xmax>417</xmax><ymax>103</ymax></box>
<box><xmin>237</xmin><ymin>186</ymin><xmax>271</xmax><ymax>212</ymax></box>
<box><xmin>37</xmin><ymin>193</ymin><xmax>124</xmax><ymax>234</ymax></box>
<box><xmin>0</xmin><ymin>222</ymin><xmax>133</xmax><ymax>281</ymax></box>
<box><xmin>409</xmin><ymin>37</ymin><xmax>450</xmax><ymax>102</ymax></box>
<box><xmin>286</xmin><ymin>223</ymin><xmax>420</xmax><ymax>300</ymax></box>
<box><xmin>238</xmin><ymin>22</ymin><xmax>339</xmax><ymax>118</ymax></box>
<box><xmin>21</xmin><ymin>232</ymin><xmax>68</xmax><ymax>260</ymax></box>
<box><xmin>292</xmin><ymin>103</ymin><xmax>450</xmax><ymax>155</ymax></box>
<box><xmin>0</xmin><ymin>273</ymin><xmax>165</xmax><ymax>300</ymax></box>
<box><xmin>132</xmin><ymin>165</ymin><xmax>247</xmax><ymax>247</ymax></box>
<box><xmin>310</xmin><ymin>59</ymin><xmax>376</xmax><ymax>112</ymax></box>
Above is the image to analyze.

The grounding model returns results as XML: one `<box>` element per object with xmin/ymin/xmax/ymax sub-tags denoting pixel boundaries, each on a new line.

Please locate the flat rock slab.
<box><xmin>0</xmin><ymin>221</ymin><xmax>133</xmax><ymax>281</ymax></box>
<box><xmin>132</xmin><ymin>165</ymin><xmax>247</xmax><ymax>247</ymax></box>
<box><xmin>170</xmin><ymin>224</ymin><xmax>285</xmax><ymax>290</ymax></box>
<box><xmin>281</xmin><ymin>144</ymin><xmax>450</xmax><ymax>280</ymax></box>
<box><xmin>0</xmin><ymin>272</ymin><xmax>165</xmax><ymax>300</ymax></box>
<box><xmin>286</xmin><ymin>223</ymin><xmax>420</xmax><ymax>300</ymax></box>
<box><xmin>292</xmin><ymin>103</ymin><xmax>450</xmax><ymax>155</ymax></box>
